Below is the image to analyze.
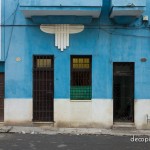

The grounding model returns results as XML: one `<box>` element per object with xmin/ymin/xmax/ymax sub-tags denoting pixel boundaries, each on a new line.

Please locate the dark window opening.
<box><xmin>71</xmin><ymin>56</ymin><xmax>92</xmax><ymax>100</ymax></box>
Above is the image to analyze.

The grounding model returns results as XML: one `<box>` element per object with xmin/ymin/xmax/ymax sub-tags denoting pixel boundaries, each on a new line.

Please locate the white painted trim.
<box><xmin>40</xmin><ymin>24</ymin><xmax>84</xmax><ymax>51</ymax></box>
<box><xmin>54</xmin><ymin>99</ymin><xmax>113</xmax><ymax>128</ymax></box>
<box><xmin>134</xmin><ymin>100</ymin><xmax>150</xmax><ymax>129</ymax></box>
<box><xmin>54</xmin><ymin>99</ymin><xmax>70</xmax><ymax>101</ymax></box>
<box><xmin>54</xmin><ymin>99</ymin><xmax>113</xmax><ymax>101</ymax></box>
<box><xmin>3</xmin><ymin>98</ymin><xmax>150</xmax><ymax>129</ymax></box>
<box><xmin>70</xmin><ymin>100</ymin><xmax>92</xmax><ymax>102</ymax></box>
<box><xmin>4</xmin><ymin>99</ymin><xmax>33</xmax><ymax>123</ymax></box>
<box><xmin>92</xmin><ymin>99</ymin><xmax>113</xmax><ymax>101</ymax></box>
<box><xmin>135</xmin><ymin>99</ymin><xmax>150</xmax><ymax>101</ymax></box>
<box><xmin>110</xmin><ymin>10</ymin><xmax>144</xmax><ymax>18</ymax></box>
<box><xmin>4</xmin><ymin>98</ymin><xmax>32</xmax><ymax>100</ymax></box>
<box><xmin>22</xmin><ymin>10</ymin><xmax>101</xmax><ymax>18</ymax></box>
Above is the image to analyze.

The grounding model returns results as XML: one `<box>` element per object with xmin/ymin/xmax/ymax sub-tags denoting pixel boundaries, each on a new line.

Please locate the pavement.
<box><xmin>0</xmin><ymin>133</ymin><xmax>150</xmax><ymax>150</ymax></box>
<box><xmin>1</xmin><ymin>125</ymin><xmax>150</xmax><ymax>136</ymax></box>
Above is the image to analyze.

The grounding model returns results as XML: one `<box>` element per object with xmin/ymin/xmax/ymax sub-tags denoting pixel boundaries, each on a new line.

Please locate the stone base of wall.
<box><xmin>135</xmin><ymin>100</ymin><xmax>150</xmax><ymax>129</ymax></box>
<box><xmin>54</xmin><ymin>99</ymin><xmax>113</xmax><ymax>128</ymax></box>
<box><xmin>4</xmin><ymin>98</ymin><xmax>150</xmax><ymax>129</ymax></box>
<box><xmin>4</xmin><ymin>99</ymin><xmax>33</xmax><ymax>124</ymax></box>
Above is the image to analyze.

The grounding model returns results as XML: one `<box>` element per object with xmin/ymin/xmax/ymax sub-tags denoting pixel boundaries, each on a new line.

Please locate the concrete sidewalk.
<box><xmin>1</xmin><ymin>126</ymin><xmax>150</xmax><ymax>136</ymax></box>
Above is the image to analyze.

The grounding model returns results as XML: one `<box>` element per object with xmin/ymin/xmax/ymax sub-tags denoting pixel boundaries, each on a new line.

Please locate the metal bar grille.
<box><xmin>71</xmin><ymin>56</ymin><xmax>92</xmax><ymax>100</ymax></box>
<box><xmin>113</xmin><ymin>62</ymin><xmax>134</xmax><ymax>122</ymax></box>
<box><xmin>33</xmin><ymin>56</ymin><xmax>54</xmax><ymax>122</ymax></box>
<box><xmin>0</xmin><ymin>73</ymin><xmax>4</xmax><ymax>122</ymax></box>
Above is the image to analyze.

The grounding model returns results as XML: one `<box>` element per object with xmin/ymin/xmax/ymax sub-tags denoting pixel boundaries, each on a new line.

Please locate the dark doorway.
<box><xmin>33</xmin><ymin>56</ymin><xmax>54</xmax><ymax>122</ymax></box>
<box><xmin>0</xmin><ymin>73</ymin><xmax>4</xmax><ymax>122</ymax></box>
<box><xmin>113</xmin><ymin>62</ymin><xmax>134</xmax><ymax>122</ymax></box>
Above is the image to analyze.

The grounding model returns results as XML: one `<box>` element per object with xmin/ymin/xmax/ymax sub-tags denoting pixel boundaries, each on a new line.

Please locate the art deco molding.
<box><xmin>40</xmin><ymin>24</ymin><xmax>84</xmax><ymax>51</ymax></box>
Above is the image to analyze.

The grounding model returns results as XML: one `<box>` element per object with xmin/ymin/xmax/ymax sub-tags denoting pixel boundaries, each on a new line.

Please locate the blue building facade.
<box><xmin>0</xmin><ymin>0</ymin><xmax>150</xmax><ymax>129</ymax></box>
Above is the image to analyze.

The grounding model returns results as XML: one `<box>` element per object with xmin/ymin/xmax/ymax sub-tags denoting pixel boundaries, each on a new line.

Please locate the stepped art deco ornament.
<box><xmin>40</xmin><ymin>24</ymin><xmax>84</xmax><ymax>51</ymax></box>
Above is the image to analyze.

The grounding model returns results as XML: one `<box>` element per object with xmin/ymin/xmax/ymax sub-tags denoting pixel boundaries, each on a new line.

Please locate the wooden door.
<box><xmin>0</xmin><ymin>73</ymin><xmax>4</xmax><ymax>122</ymax></box>
<box><xmin>113</xmin><ymin>63</ymin><xmax>134</xmax><ymax>122</ymax></box>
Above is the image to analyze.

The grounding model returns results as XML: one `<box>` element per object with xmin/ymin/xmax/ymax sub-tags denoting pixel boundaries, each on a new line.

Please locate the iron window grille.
<box><xmin>71</xmin><ymin>56</ymin><xmax>92</xmax><ymax>100</ymax></box>
<box><xmin>33</xmin><ymin>55</ymin><xmax>54</xmax><ymax>122</ymax></box>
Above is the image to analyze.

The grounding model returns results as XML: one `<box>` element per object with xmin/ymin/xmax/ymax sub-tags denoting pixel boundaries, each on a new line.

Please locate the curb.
<box><xmin>1</xmin><ymin>126</ymin><xmax>150</xmax><ymax>136</ymax></box>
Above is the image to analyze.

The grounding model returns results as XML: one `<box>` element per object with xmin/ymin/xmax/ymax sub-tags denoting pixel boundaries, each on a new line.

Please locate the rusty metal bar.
<box><xmin>33</xmin><ymin>55</ymin><xmax>54</xmax><ymax>122</ymax></box>
<box><xmin>71</xmin><ymin>56</ymin><xmax>92</xmax><ymax>100</ymax></box>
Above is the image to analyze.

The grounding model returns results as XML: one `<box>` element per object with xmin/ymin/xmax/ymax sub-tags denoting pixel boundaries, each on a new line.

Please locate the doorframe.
<box><xmin>32</xmin><ymin>55</ymin><xmax>54</xmax><ymax>122</ymax></box>
<box><xmin>113</xmin><ymin>62</ymin><xmax>135</xmax><ymax>123</ymax></box>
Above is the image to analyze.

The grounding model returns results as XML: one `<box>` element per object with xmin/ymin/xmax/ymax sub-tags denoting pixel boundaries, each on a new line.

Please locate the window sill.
<box><xmin>70</xmin><ymin>100</ymin><xmax>92</xmax><ymax>102</ymax></box>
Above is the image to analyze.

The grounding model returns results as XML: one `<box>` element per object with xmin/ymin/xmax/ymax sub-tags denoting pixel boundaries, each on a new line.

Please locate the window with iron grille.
<box><xmin>71</xmin><ymin>56</ymin><xmax>92</xmax><ymax>100</ymax></box>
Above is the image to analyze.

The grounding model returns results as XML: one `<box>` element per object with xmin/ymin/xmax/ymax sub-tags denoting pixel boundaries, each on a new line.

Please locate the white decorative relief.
<box><xmin>40</xmin><ymin>24</ymin><xmax>84</xmax><ymax>51</ymax></box>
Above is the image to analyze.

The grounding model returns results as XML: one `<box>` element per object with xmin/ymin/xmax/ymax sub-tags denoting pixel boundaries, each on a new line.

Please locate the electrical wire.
<box><xmin>1</xmin><ymin>0</ymin><xmax>19</xmax><ymax>25</ymax></box>
<box><xmin>5</xmin><ymin>3</ymin><xmax>19</xmax><ymax>61</ymax></box>
<box><xmin>1</xmin><ymin>1</ymin><xmax>150</xmax><ymax>56</ymax></box>
<box><xmin>0</xmin><ymin>5</ymin><xmax>149</xmax><ymax>30</ymax></box>
<box><xmin>101</xmin><ymin>28</ymin><xmax>150</xmax><ymax>39</ymax></box>
<box><xmin>1</xmin><ymin>24</ymin><xmax>150</xmax><ymax>31</ymax></box>
<box><xmin>1</xmin><ymin>3</ymin><xmax>150</xmax><ymax>31</ymax></box>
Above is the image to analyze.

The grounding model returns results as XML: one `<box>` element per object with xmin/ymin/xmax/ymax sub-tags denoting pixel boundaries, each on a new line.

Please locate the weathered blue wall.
<box><xmin>111</xmin><ymin>0</ymin><xmax>146</xmax><ymax>6</ymax></box>
<box><xmin>20</xmin><ymin>0</ymin><xmax>102</xmax><ymax>6</ymax></box>
<box><xmin>0</xmin><ymin>62</ymin><xmax>4</xmax><ymax>72</ymax></box>
<box><xmin>2</xmin><ymin>0</ymin><xmax>150</xmax><ymax>99</ymax></box>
